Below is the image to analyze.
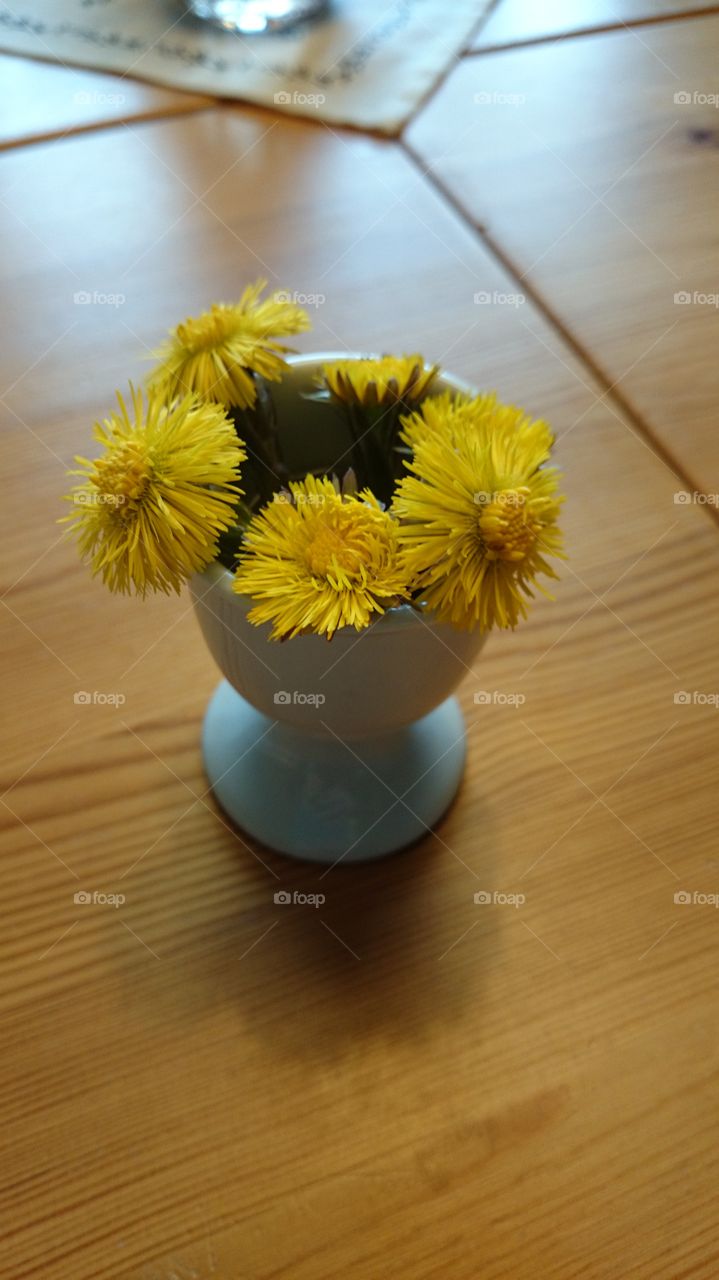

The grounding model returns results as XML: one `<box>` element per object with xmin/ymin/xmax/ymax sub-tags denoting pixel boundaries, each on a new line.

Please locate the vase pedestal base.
<box><xmin>202</xmin><ymin>680</ymin><xmax>467</xmax><ymax>864</ymax></box>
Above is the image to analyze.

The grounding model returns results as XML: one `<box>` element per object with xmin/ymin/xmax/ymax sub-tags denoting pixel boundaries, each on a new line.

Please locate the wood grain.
<box><xmin>409</xmin><ymin>15</ymin><xmax>719</xmax><ymax>494</ymax></box>
<box><xmin>2</xmin><ymin>103</ymin><xmax>719</xmax><ymax>1279</ymax></box>
<box><xmin>472</xmin><ymin>0</ymin><xmax>719</xmax><ymax>49</ymax></box>
<box><xmin>0</xmin><ymin>53</ymin><xmax>213</xmax><ymax>151</ymax></box>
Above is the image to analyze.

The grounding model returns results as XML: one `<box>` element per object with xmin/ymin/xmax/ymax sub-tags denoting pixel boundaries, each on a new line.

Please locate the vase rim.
<box><xmin>199</xmin><ymin>560</ymin><xmax>456</xmax><ymax>637</ymax></box>
<box><xmin>285</xmin><ymin>350</ymin><xmax>476</xmax><ymax>396</ymax></box>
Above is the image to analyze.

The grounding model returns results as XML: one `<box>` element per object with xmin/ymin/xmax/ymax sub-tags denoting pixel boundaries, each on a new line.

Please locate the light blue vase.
<box><xmin>191</xmin><ymin>355</ymin><xmax>485</xmax><ymax>864</ymax></box>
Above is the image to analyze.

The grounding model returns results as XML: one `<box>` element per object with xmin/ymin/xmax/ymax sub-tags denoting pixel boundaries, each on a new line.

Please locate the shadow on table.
<box><xmin>185</xmin><ymin>779</ymin><xmax>500</xmax><ymax>1063</ymax></box>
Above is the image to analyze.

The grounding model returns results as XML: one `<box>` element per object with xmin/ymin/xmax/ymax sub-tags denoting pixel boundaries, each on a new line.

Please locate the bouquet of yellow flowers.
<box><xmin>64</xmin><ymin>280</ymin><xmax>565</xmax><ymax>640</ymax></box>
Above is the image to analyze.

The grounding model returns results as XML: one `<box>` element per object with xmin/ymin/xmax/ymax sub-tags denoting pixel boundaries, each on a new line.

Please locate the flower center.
<box><xmin>94</xmin><ymin>440</ymin><xmax>151</xmax><ymax>507</ymax></box>
<box><xmin>305</xmin><ymin>517</ymin><xmax>364</xmax><ymax>579</ymax></box>
<box><xmin>478</xmin><ymin>487</ymin><xmax>540</xmax><ymax>562</ymax></box>
<box><xmin>177</xmin><ymin>309</ymin><xmax>234</xmax><ymax>353</ymax></box>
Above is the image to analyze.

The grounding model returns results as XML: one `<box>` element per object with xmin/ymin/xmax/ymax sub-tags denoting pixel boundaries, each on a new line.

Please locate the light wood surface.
<box><xmin>2</xmin><ymin>18</ymin><xmax>719</xmax><ymax>1280</ymax></box>
<box><xmin>409</xmin><ymin>14</ymin><xmax>719</xmax><ymax>494</ymax></box>
<box><xmin>0</xmin><ymin>53</ymin><xmax>212</xmax><ymax>150</ymax></box>
<box><xmin>473</xmin><ymin>0</ymin><xmax>719</xmax><ymax>48</ymax></box>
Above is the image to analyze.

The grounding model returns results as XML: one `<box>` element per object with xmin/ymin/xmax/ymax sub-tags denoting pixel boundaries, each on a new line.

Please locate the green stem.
<box><xmin>231</xmin><ymin>377</ymin><xmax>287</xmax><ymax>506</ymax></box>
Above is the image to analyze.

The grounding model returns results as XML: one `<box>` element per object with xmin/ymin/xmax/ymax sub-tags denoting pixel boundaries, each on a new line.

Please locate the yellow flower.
<box><xmin>319</xmin><ymin>354</ymin><xmax>437</xmax><ymax>407</ymax></box>
<box><xmin>148</xmin><ymin>280</ymin><xmax>311</xmax><ymax>409</ymax></box>
<box><xmin>63</xmin><ymin>386</ymin><xmax>244</xmax><ymax>595</ymax></box>
<box><xmin>392</xmin><ymin>392</ymin><xmax>564</xmax><ymax>631</ymax></box>
<box><xmin>234</xmin><ymin>474</ymin><xmax>408</xmax><ymax>640</ymax></box>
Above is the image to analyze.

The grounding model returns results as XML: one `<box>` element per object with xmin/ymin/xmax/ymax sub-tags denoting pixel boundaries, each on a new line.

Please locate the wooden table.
<box><xmin>2</xmin><ymin>6</ymin><xmax>719</xmax><ymax>1277</ymax></box>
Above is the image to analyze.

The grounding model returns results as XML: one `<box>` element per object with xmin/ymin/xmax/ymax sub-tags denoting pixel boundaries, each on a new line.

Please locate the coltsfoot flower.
<box><xmin>234</xmin><ymin>474</ymin><xmax>408</xmax><ymax>640</ymax></box>
<box><xmin>392</xmin><ymin>392</ymin><xmax>564</xmax><ymax>631</ymax></box>
<box><xmin>149</xmin><ymin>280</ymin><xmax>311</xmax><ymax>409</ymax></box>
<box><xmin>64</xmin><ymin>386</ymin><xmax>244</xmax><ymax>595</ymax></box>
<box><xmin>319</xmin><ymin>355</ymin><xmax>437</xmax><ymax>408</ymax></box>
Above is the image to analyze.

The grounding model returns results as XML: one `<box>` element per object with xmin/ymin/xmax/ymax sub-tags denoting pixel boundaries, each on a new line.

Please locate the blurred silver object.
<box><xmin>188</xmin><ymin>0</ymin><xmax>328</xmax><ymax>34</ymax></box>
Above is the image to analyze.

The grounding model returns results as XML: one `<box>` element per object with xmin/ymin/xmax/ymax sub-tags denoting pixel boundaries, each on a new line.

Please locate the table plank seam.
<box><xmin>0</xmin><ymin>100</ymin><xmax>217</xmax><ymax>156</ymax></box>
<box><xmin>401</xmin><ymin>134</ymin><xmax>719</xmax><ymax>523</ymax></box>
<box><xmin>464</xmin><ymin>5</ymin><xmax>719</xmax><ymax>55</ymax></box>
